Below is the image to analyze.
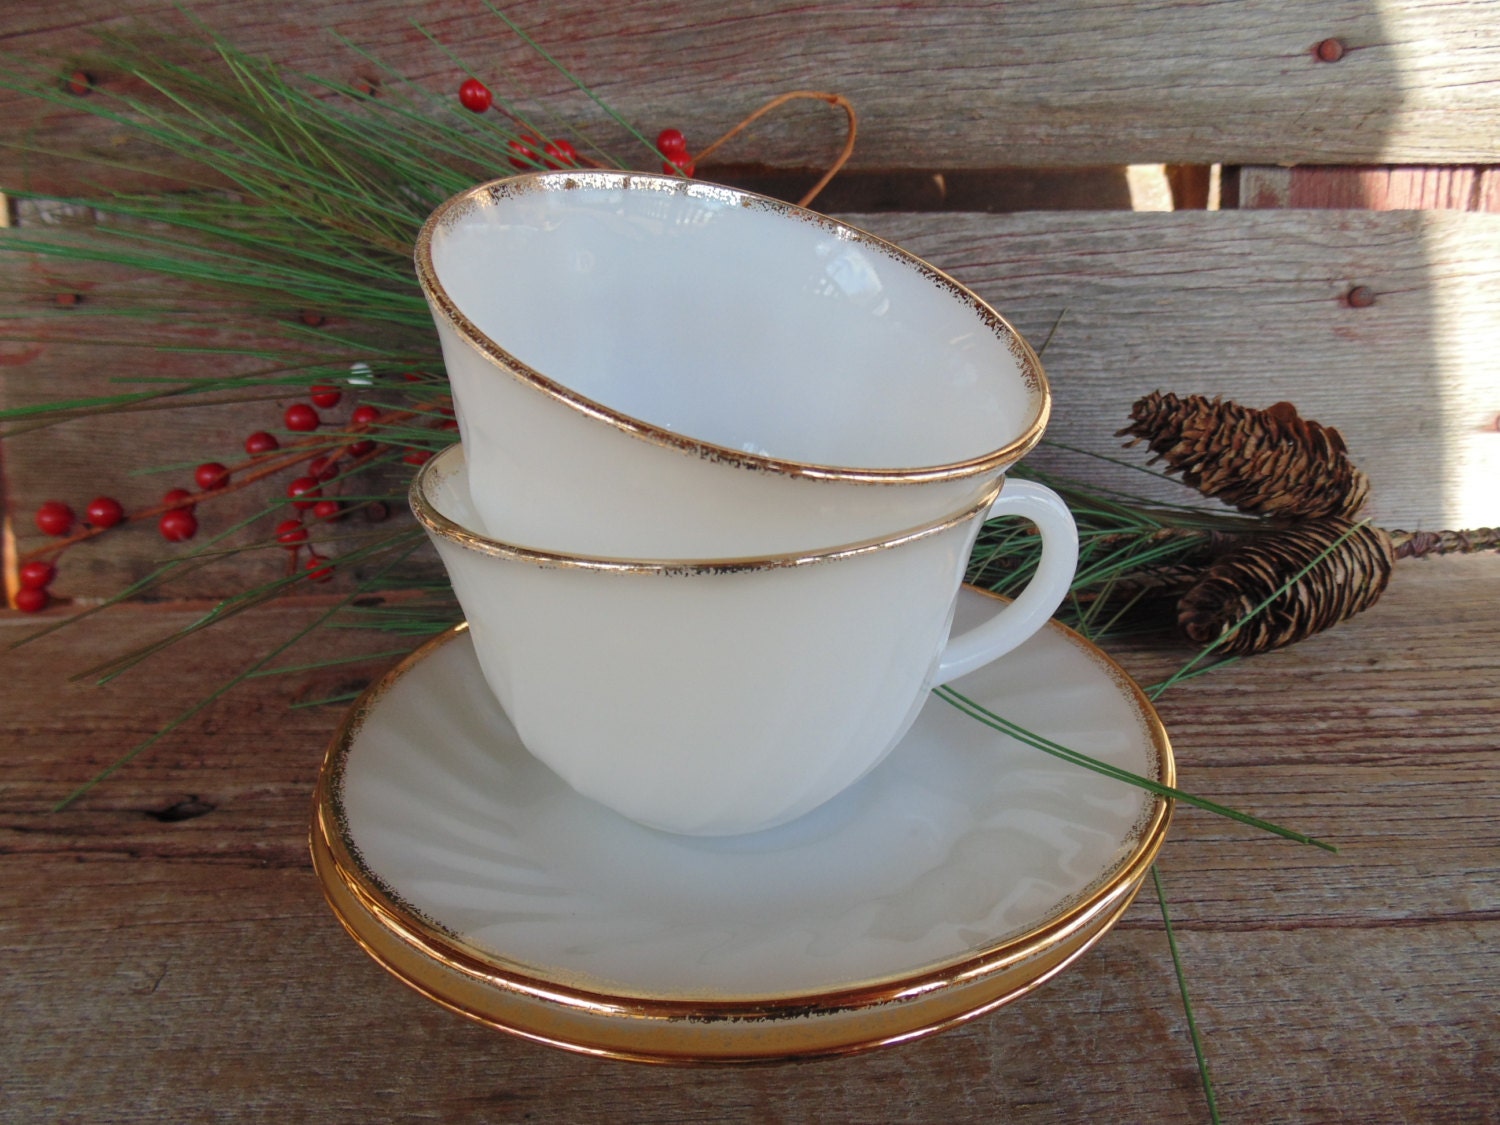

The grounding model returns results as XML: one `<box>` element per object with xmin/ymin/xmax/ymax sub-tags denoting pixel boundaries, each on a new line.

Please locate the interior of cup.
<box><xmin>421</xmin><ymin>173</ymin><xmax>1047</xmax><ymax>472</ymax></box>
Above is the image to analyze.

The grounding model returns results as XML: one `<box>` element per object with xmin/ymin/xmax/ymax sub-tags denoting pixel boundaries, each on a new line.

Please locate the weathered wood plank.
<box><xmin>852</xmin><ymin>207</ymin><xmax>1500</xmax><ymax>533</ymax></box>
<box><xmin>2</xmin><ymin>555</ymin><xmax>1495</xmax><ymax>1122</ymax></box>
<box><xmin>7</xmin><ymin>207</ymin><xmax>1497</xmax><ymax>600</ymax></box>
<box><xmin>4</xmin><ymin>0</ymin><xmax>1500</xmax><ymax>195</ymax></box>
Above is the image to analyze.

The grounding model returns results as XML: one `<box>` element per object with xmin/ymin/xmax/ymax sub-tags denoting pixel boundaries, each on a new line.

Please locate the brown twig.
<box><xmin>1388</xmin><ymin>527</ymin><xmax>1500</xmax><ymax>559</ymax></box>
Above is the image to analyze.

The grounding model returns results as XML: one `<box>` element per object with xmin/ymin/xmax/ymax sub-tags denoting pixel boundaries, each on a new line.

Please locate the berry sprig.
<box><xmin>453</xmin><ymin>74</ymin><xmax>701</xmax><ymax>181</ymax></box>
<box><xmin>13</xmin><ymin>384</ymin><xmax>457</xmax><ymax>611</ymax></box>
<box><xmin>656</xmin><ymin>128</ymin><xmax>695</xmax><ymax>177</ymax></box>
<box><xmin>454</xmin><ymin>77</ymin><xmax>584</xmax><ymax>171</ymax></box>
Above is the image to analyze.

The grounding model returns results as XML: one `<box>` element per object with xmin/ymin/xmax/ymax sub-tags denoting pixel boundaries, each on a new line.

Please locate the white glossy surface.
<box><xmin>333</xmin><ymin>589</ymin><xmax>1166</xmax><ymax>1000</ymax></box>
<box><xmin>415</xmin><ymin>445</ymin><xmax>1078</xmax><ymax>836</ymax></box>
<box><xmin>419</xmin><ymin>172</ymin><xmax>1049</xmax><ymax>557</ymax></box>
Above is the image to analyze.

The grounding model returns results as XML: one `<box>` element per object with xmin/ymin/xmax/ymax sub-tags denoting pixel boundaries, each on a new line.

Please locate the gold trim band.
<box><xmin>410</xmin><ymin>443</ymin><xmax>1005</xmax><ymax>574</ymax></box>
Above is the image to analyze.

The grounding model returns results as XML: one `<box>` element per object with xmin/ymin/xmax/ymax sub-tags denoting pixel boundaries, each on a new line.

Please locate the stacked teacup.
<box><xmin>411</xmin><ymin>172</ymin><xmax>1078</xmax><ymax>837</ymax></box>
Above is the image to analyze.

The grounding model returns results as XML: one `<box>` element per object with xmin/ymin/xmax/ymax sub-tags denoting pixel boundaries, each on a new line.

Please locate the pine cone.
<box><xmin>1120</xmin><ymin>392</ymin><xmax>1370</xmax><ymax>519</ymax></box>
<box><xmin>1176</xmin><ymin>519</ymin><xmax>1395</xmax><ymax>655</ymax></box>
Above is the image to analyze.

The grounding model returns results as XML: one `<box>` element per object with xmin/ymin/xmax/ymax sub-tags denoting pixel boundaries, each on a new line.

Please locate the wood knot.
<box><xmin>147</xmin><ymin>796</ymin><xmax>215</xmax><ymax>822</ymax></box>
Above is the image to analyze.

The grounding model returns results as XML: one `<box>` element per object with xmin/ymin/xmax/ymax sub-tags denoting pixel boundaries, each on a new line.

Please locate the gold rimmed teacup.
<box><xmin>415</xmin><ymin>170</ymin><xmax>1051</xmax><ymax>559</ymax></box>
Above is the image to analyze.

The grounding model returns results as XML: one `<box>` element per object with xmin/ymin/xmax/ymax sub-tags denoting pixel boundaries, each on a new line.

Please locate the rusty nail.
<box><xmin>1346</xmin><ymin>285</ymin><xmax>1376</xmax><ymax>308</ymax></box>
<box><xmin>1315</xmin><ymin>38</ymin><xmax>1346</xmax><ymax>63</ymax></box>
<box><xmin>299</xmin><ymin>310</ymin><xmax>327</xmax><ymax>327</ymax></box>
<box><xmin>64</xmin><ymin>70</ymin><xmax>95</xmax><ymax>96</ymax></box>
<box><xmin>350</xmin><ymin>77</ymin><xmax>379</xmax><ymax>98</ymax></box>
<box><xmin>54</xmin><ymin>292</ymin><xmax>81</xmax><ymax>307</ymax></box>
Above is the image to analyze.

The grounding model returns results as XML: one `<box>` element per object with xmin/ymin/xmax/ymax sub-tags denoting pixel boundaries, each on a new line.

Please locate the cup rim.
<box><xmin>410</xmin><ymin>443</ymin><xmax>1004</xmax><ymax>574</ymax></box>
<box><xmin>414</xmin><ymin>170</ymin><xmax>1050</xmax><ymax>484</ymax></box>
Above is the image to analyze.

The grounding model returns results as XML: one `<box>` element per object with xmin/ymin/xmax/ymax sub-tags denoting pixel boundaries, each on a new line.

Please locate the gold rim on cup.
<box><xmin>414</xmin><ymin>170</ymin><xmax>1051</xmax><ymax>484</ymax></box>
<box><xmin>410</xmin><ymin>442</ymin><xmax>1006</xmax><ymax>573</ymax></box>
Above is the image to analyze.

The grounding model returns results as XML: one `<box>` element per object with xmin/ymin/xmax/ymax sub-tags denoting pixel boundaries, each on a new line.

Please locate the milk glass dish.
<box><xmin>411</xmin><ymin>444</ymin><xmax>1077</xmax><ymax>836</ymax></box>
<box><xmin>416</xmin><ymin>171</ymin><xmax>1051</xmax><ymax>558</ymax></box>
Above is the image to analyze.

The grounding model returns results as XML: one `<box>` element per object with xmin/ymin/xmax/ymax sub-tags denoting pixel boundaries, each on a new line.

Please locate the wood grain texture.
<box><xmin>2</xmin><ymin>554</ymin><xmax>1495</xmax><ymax>1123</ymax></box>
<box><xmin>7</xmin><ymin>207</ymin><xmax>1497</xmax><ymax>600</ymax></box>
<box><xmin>849</xmin><ymin>207</ymin><xmax>1500</xmax><ymax>532</ymax></box>
<box><xmin>4</xmin><ymin>0</ymin><xmax>1500</xmax><ymax>195</ymax></box>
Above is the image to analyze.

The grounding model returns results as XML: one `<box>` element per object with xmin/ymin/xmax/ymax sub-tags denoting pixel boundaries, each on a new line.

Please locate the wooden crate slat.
<box><xmin>6</xmin><ymin>207</ymin><xmax>1497</xmax><ymax>601</ymax></box>
<box><xmin>2</xmin><ymin>555</ymin><xmax>1495</xmax><ymax>1122</ymax></box>
<box><xmin>849</xmin><ymin>207</ymin><xmax>1500</xmax><ymax>533</ymax></box>
<box><xmin>4</xmin><ymin>0</ymin><xmax>1500</xmax><ymax>196</ymax></box>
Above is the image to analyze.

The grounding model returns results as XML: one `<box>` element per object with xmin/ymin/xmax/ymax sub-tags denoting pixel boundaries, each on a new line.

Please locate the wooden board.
<box><xmin>4</xmin><ymin>0</ymin><xmax>1500</xmax><ymax>196</ymax></box>
<box><xmin>852</xmin><ymin>208</ymin><xmax>1500</xmax><ymax>534</ymax></box>
<box><xmin>2</xmin><ymin>553</ymin><xmax>1495</xmax><ymax>1122</ymax></box>
<box><xmin>7</xmin><ymin>206</ymin><xmax>1497</xmax><ymax>601</ymax></box>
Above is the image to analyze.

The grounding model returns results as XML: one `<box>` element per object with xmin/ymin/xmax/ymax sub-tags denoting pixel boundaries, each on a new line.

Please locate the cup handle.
<box><xmin>934</xmin><ymin>478</ymin><xmax>1079</xmax><ymax>685</ymax></box>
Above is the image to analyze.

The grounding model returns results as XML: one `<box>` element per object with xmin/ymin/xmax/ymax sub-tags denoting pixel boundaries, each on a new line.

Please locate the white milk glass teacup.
<box><xmin>416</xmin><ymin>171</ymin><xmax>1054</xmax><ymax>558</ymax></box>
<box><xmin>412</xmin><ymin>444</ymin><xmax>1078</xmax><ymax>837</ymax></box>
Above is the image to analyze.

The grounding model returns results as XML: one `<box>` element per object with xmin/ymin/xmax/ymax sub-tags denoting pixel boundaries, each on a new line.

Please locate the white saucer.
<box><xmin>312</xmin><ymin>588</ymin><xmax>1173</xmax><ymax>1063</ymax></box>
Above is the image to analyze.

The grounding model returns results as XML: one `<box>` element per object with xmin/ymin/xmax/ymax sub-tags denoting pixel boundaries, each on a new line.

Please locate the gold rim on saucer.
<box><xmin>309</xmin><ymin>598</ymin><xmax>1174</xmax><ymax>1065</ymax></box>
<box><xmin>414</xmin><ymin>171</ymin><xmax>1050</xmax><ymax>484</ymax></box>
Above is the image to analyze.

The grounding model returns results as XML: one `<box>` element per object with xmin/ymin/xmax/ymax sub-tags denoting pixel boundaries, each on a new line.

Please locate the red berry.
<box><xmin>304</xmin><ymin>553</ymin><xmax>334</xmax><ymax>583</ymax></box>
<box><xmin>158</xmin><ymin>509</ymin><xmax>198</xmax><ymax>542</ymax></box>
<box><xmin>286</xmin><ymin>476</ymin><xmax>322</xmax><ymax>510</ymax></box>
<box><xmin>350</xmin><ymin>404</ymin><xmax>381</xmax><ymax>427</ymax></box>
<box><xmin>663</xmin><ymin>155</ymin><xmax>696</xmax><ymax>177</ymax></box>
<box><xmin>402</xmin><ymin>449</ymin><xmax>433</xmax><ymax>466</ymax></box>
<box><xmin>162</xmin><ymin>488</ymin><xmax>195</xmax><ymax>511</ymax></box>
<box><xmin>458</xmin><ymin>77</ymin><xmax>492</xmax><ymax>113</ymax></box>
<box><xmin>299</xmin><ymin>310</ymin><xmax>327</xmax><ymax>327</ymax></box>
<box><xmin>312</xmin><ymin>499</ymin><xmax>342</xmax><ymax>522</ymax></box>
<box><xmin>194</xmin><ymin>462</ymin><xmax>229</xmax><ymax>491</ymax></box>
<box><xmin>507</xmin><ymin>135</ymin><xmax>541</xmax><ymax>170</ymax></box>
<box><xmin>310</xmin><ymin>384</ymin><xmax>342</xmax><ymax>409</ymax></box>
<box><xmin>285</xmin><ymin>403</ymin><xmax>320</xmax><ymax>432</ymax></box>
<box><xmin>308</xmin><ymin>455</ymin><xmax>340</xmax><ymax>483</ymax></box>
<box><xmin>86</xmin><ymin>496</ymin><xmax>125</xmax><ymax>529</ymax></box>
<box><xmin>245</xmin><ymin>431</ymin><xmax>280</xmax><ymax>456</ymax></box>
<box><xmin>14</xmin><ymin>587</ymin><xmax>49</xmax><ymax>613</ymax></box>
<box><xmin>19</xmin><ymin>560</ymin><xmax>56</xmax><ymax>589</ymax></box>
<box><xmin>34</xmin><ymin>501</ymin><xmax>75</xmax><ymax>537</ymax></box>
<box><xmin>656</xmin><ymin>128</ymin><xmax>688</xmax><ymax>157</ymax></box>
<box><xmin>543</xmin><ymin>138</ymin><xmax>579</xmax><ymax>168</ymax></box>
<box><xmin>348</xmin><ymin>439</ymin><xmax>376</xmax><ymax>456</ymax></box>
<box><xmin>275</xmin><ymin>519</ymin><xmax>308</xmax><ymax>549</ymax></box>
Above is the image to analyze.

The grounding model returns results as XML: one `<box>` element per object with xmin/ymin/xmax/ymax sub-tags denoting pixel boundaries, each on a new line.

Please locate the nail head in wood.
<box><xmin>1346</xmin><ymin>285</ymin><xmax>1376</xmax><ymax>308</ymax></box>
<box><xmin>1315</xmin><ymin>38</ymin><xmax>1346</xmax><ymax>63</ymax></box>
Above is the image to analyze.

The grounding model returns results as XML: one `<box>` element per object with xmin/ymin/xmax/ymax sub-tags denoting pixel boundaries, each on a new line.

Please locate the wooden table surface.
<box><xmin>3</xmin><ymin>552</ymin><xmax>1495</xmax><ymax>1123</ymax></box>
